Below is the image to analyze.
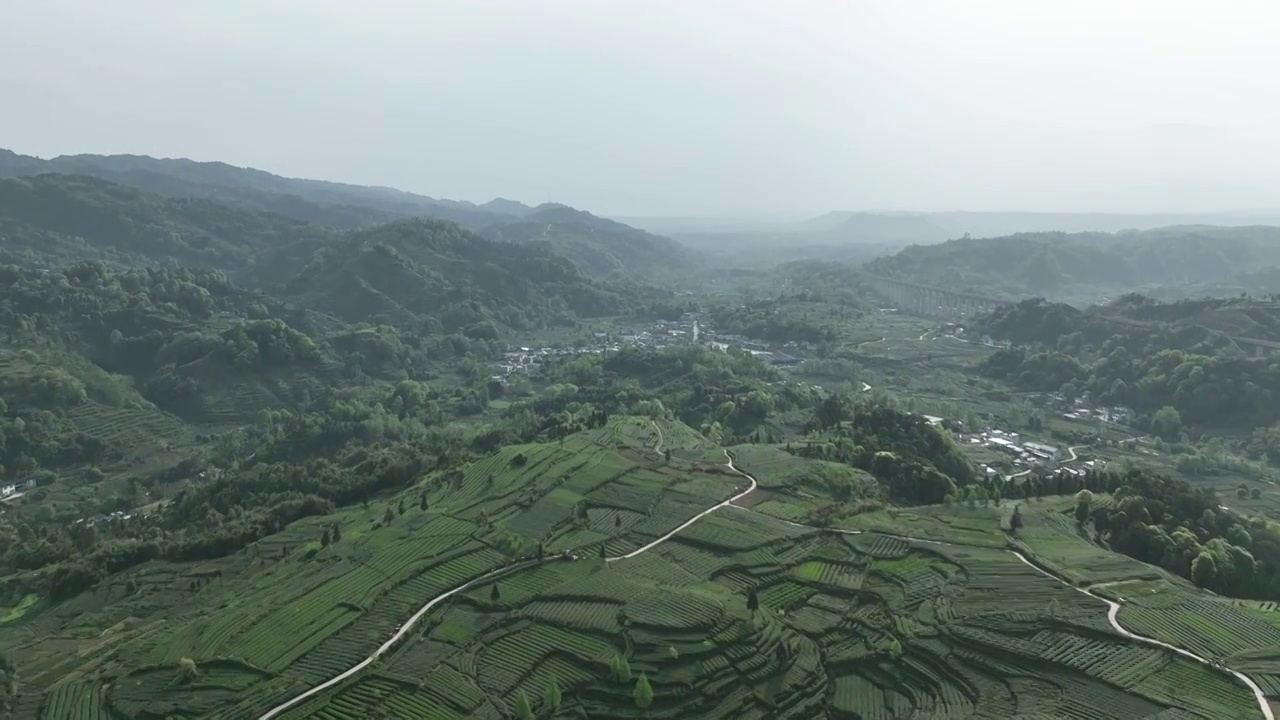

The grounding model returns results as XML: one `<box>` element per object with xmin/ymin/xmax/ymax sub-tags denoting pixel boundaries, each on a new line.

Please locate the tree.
<box><xmin>383</xmin><ymin>507</ymin><xmax>395</xmax><ymax>524</ymax></box>
<box><xmin>664</xmin><ymin>448</ymin><xmax>672</xmax><ymax>463</ymax></box>
<box><xmin>1151</xmin><ymin>405</ymin><xmax>1183</xmax><ymax>440</ymax></box>
<box><xmin>490</xmin><ymin>583</ymin><xmax>501</xmax><ymax>603</ymax></box>
<box><xmin>611</xmin><ymin>654</ymin><xmax>632</xmax><ymax>682</ymax></box>
<box><xmin>545</xmin><ymin>677</ymin><xmax>562</xmax><ymax>711</ymax></box>
<box><xmin>667</xmin><ymin>645</ymin><xmax>679</xmax><ymax>660</ymax></box>
<box><xmin>615</xmin><ymin>514</ymin><xmax>622</xmax><ymax>530</ymax></box>
<box><xmin>398</xmin><ymin>499</ymin><xmax>406</xmax><ymax>516</ymax></box>
<box><xmin>514</xmin><ymin>690</ymin><xmax>534</xmax><ymax>720</ymax></box>
<box><xmin>746</xmin><ymin>587</ymin><xmax>759</xmax><ymax>614</ymax></box>
<box><xmin>332</xmin><ymin>523</ymin><xmax>341</xmax><ymax>543</ymax></box>
<box><xmin>633</xmin><ymin>672</ymin><xmax>653</xmax><ymax>709</ymax></box>
<box><xmin>321</xmin><ymin>527</ymin><xmax>331</xmax><ymax>547</ymax></box>
<box><xmin>177</xmin><ymin>657</ymin><xmax>199</xmax><ymax>682</ymax></box>
<box><xmin>419</xmin><ymin>494</ymin><xmax>428</xmax><ymax>511</ymax></box>
<box><xmin>1192</xmin><ymin>552</ymin><xmax>1218</xmax><ymax>587</ymax></box>
<box><xmin>599</xmin><ymin>543</ymin><xmax>608</xmax><ymax>559</ymax></box>
<box><xmin>1074</xmin><ymin>489</ymin><xmax>1093</xmax><ymax>526</ymax></box>
<box><xmin>1047</xmin><ymin>598</ymin><xmax>1060</xmax><ymax>618</ymax></box>
<box><xmin>1010</xmin><ymin>503</ymin><xmax>1024</xmax><ymax>533</ymax></box>
<box><xmin>886</xmin><ymin>638</ymin><xmax>902</xmax><ymax>658</ymax></box>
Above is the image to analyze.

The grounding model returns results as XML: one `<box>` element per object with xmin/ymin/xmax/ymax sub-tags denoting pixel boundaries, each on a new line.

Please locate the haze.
<box><xmin>3</xmin><ymin>0</ymin><xmax>1279</xmax><ymax>217</ymax></box>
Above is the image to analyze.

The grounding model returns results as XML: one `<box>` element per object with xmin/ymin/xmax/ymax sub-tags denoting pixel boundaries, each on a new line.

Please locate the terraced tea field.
<box><xmin>7</xmin><ymin>418</ymin><xmax>1278</xmax><ymax>719</ymax></box>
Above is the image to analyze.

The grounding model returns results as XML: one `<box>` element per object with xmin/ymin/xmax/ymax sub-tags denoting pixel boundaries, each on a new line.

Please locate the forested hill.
<box><xmin>265</xmin><ymin>218</ymin><xmax>638</xmax><ymax>328</ymax></box>
<box><xmin>864</xmin><ymin>226</ymin><xmax>1280</xmax><ymax>301</ymax></box>
<box><xmin>973</xmin><ymin>295</ymin><xmax>1280</xmax><ymax>348</ymax></box>
<box><xmin>972</xmin><ymin>298</ymin><xmax>1280</xmax><ymax>429</ymax></box>
<box><xmin>0</xmin><ymin>173</ymin><xmax>655</xmax><ymax>332</ymax></box>
<box><xmin>0</xmin><ymin>174</ymin><xmax>332</xmax><ymax>272</ymax></box>
<box><xmin>480</xmin><ymin>204</ymin><xmax>701</xmax><ymax>279</ymax></box>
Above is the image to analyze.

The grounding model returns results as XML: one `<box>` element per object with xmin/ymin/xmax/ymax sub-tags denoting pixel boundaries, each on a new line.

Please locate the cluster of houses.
<box><xmin>73</xmin><ymin>509</ymin><xmax>135</xmax><ymax>527</ymax></box>
<box><xmin>0</xmin><ymin>477</ymin><xmax>36</xmax><ymax>501</ymax></box>
<box><xmin>970</xmin><ymin>429</ymin><xmax>1062</xmax><ymax>466</ymax></box>
<box><xmin>1055</xmin><ymin>395</ymin><xmax>1132</xmax><ymax>426</ymax></box>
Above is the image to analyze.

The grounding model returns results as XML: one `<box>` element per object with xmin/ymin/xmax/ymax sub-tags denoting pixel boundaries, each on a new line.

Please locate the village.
<box><xmin>492</xmin><ymin>313</ymin><xmax>804</xmax><ymax>386</ymax></box>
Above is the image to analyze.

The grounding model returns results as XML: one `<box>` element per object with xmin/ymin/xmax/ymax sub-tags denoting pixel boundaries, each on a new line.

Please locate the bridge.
<box><xmin>859</xmin><ymin>274</ymin><xmax>1280</xmax><ymax>357</ymax></box>
<box><xmin>859</xmin><ymin>274</ymin><xmax>1010</xmax><ymax>318</ymax></box>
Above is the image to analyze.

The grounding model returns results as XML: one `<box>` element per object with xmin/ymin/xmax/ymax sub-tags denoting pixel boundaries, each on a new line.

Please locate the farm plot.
<box><xmin>39</xmin><ymin>680</ymin><xmax>110</xmax><ymax>720</ymax></box>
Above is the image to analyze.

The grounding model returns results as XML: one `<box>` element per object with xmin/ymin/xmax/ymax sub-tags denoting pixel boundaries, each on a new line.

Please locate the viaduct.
<box><xmin>859</xmin><ymin>273</ymin><xmax>1280</xmax><ymax>358</ymax></box>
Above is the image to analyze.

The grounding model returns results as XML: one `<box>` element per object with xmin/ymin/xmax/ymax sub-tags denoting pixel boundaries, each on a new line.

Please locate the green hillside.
<box><xmin>3</xmin><ymin>418</ymin><xmax>1273</xmax><ymax>720</ymax></box>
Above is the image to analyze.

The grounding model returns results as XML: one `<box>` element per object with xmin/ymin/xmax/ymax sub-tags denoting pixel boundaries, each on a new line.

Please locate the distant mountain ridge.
<box><xmin>863</xmin><ymin>226</ymin><xmax>1280</xmax><ymax>302</ymax></box>
<box><xmin>0</xmin><ymin>173</ymin><xmax>648</xmax><ymax>335</ymax></box>
<box><xmin>0</xmin><ymin>149</ymin><xmax>519</xmax><ymax>229</ymax></box>
<box><xmin>481</xmin><ymin>203</ymin><xmax>698</xmax><ymax>278</ymax></box>
<box><xmin>0</xmin><ymin>148</ymin><xmax>698</xmax><ymax>280</ymax></box>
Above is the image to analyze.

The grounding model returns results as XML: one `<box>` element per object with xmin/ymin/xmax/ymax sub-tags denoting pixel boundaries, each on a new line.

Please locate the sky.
<box><xmin>3</xmin><ymin>0</ymin><xmax>1280</xmax><ymax>217</ymax></box>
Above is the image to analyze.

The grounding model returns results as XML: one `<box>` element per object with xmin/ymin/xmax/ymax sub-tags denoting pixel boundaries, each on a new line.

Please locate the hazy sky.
<box><xmin>4</xmin><ymin>1</ymin><xmax>1280</xmax><ymax>216</ymax></box>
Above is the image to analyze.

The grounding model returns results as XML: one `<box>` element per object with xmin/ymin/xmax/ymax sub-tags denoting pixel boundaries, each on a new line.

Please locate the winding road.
<box><xmin>1012</xmin><ymin>551</ymin><xmax>1274</xmax><ymax>720</ymax></box>
<box><xmin>259</xmin><ymin>439</ymin><xmax>1272</xmax><ymax>720</ymax></box>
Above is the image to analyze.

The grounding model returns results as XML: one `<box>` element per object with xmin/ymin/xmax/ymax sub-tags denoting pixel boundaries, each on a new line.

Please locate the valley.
<box><xmin>4</xmin><ymin>152</ymin><xmax>1280</xmax><ymax>720</ymax></box>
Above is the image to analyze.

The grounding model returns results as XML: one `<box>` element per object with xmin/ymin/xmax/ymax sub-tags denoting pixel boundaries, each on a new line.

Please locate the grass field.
<box><xmin>4</xmin><ymin>415</ymin><xmax>1275</xmax><ymax>719</ymax></box>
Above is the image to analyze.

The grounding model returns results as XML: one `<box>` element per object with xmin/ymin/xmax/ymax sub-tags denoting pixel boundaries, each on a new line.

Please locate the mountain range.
<box><xmin>0</xmin><ymin>149</ymin><xmax>696</xmax><ymax>281</ymax></box>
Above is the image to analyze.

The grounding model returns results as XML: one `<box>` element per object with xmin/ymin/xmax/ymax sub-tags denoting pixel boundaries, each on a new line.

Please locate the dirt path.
<box><xmin>650</xmin><ymin>420</ymin><xmax>664</xmax><ymax>456</ymax></box>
